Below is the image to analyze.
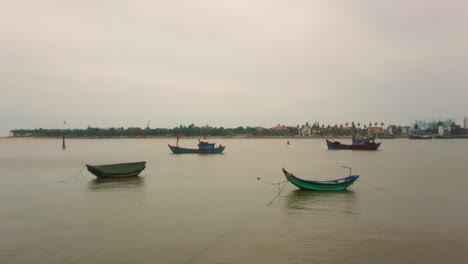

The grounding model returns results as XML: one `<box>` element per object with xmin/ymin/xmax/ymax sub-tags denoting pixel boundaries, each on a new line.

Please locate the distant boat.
<box><xmin>434</xmin><ymin>135</ymin><xmax>452</xmax><ymax>139</ymax></box>
<box><xmin>282</xmin><ymin>168</ymin><xmax>359</xmax><ymax>191</ymax></box>
<box><xmin>408</xmin><ymin>135</ymin><xmax>433</xmax><ymax>140</ymax></box>
<box><xmin>326</xmin><ymin>137</ymin><xmax>381</xmax><ymax>150</ymax></box>
<box><xmin>168</xmin><ymin>140</ymin><xmax>225</xmax><ymax>154</ymax></box>
<box><xmin>86</xmin><ymin>161</ymin><xmax>146</xmax><ymax>178</ymax></box>
<box><xmin>378</xmin><ymin>134</ymin><xmax>394</xmax><ymax>139</ymax></box>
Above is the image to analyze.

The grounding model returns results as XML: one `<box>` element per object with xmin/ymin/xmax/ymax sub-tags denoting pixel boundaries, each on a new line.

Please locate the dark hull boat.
<box><xmin>86</xmin><ymin>161</ymin><xmax>146</xmax><ymax>178</ymax></box>
<box><xmin>282</xmin><ymin>168</ymin><xmax>359</xmax><ymax>191</ymax></box>
<box><xmin>168</xmin><ymin>140</ymin><xmax>225</xmax><ymax>154</ymax></box>
<box><xmin>408</xmin><ymin>135</ymin><xmax>433</xmax><ymax>139</ymax></box>
<box><xmin>326</xmin><ymin>139</ymin><xmax>381</xmax><ymax>150</ymax></box>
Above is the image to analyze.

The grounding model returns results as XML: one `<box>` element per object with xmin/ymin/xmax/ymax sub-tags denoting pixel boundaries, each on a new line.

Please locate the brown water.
<box><xmin>1</xmin><ymin>138</ymin><xmax>468</xmax><ymax>264</ymax></box>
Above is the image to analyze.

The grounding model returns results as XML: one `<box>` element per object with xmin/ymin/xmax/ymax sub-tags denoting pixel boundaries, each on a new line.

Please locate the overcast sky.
<box><xmin>1</xmin><ymin>0</ymin><xmax>467</xmax><ymax>135</ymax></box>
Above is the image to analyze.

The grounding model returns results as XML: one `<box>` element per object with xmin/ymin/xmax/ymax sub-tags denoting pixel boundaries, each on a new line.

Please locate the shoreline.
<box><xmin>0</xmin><ymin>135</ymin><xmax>431</xmax><ymax>140</ymax></box>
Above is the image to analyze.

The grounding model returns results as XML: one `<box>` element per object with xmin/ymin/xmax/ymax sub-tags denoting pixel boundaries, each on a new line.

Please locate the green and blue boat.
<box><xmin>282</xmin><ymin>168</ymin><xmax>359</xmax><ymax>191</ymax></box>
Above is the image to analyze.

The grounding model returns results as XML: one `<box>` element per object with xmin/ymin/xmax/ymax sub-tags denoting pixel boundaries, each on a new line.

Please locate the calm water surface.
<box><xmin>1</xmin><ymin>138</ymin><xmax>468</xmax><ymax>264</ymax></box>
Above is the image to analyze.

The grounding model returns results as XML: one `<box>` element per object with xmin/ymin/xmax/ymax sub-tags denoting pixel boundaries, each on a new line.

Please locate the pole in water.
<box><xmin>62</xmin><ymin>120</ymin><xmax>66</xmax><ymax>149</ymax></box>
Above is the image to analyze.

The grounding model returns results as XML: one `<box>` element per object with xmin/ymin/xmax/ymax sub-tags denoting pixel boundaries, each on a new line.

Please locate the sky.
<box><xmin>1</xmin><ymin>0</ymin><xmax>468</xmax><ymax>136</ymax></box>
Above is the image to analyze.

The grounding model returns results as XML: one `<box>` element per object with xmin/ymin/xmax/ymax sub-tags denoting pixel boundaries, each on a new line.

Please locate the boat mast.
<box><xmin>341</xmin><ymin>166</ymin><xmax>352</xmax><ymax>176</ymax></box>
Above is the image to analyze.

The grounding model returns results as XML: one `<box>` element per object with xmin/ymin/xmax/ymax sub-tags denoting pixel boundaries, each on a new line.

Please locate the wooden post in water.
<box><xmin>62</xmin><ymin>120</ymin><xmax>66</xmax><ymax>149</ymax></box>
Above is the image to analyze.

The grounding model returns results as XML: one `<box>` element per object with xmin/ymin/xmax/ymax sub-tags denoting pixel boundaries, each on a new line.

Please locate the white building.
<box><xmin>464</xmin><ymin>117</ymin><xmax>468</xmax><ymax>129</ymax></box>
<box><xmin>299</xmin><ymin>123</ymin><xmax>311</xmax><ymax>136</ymax></box>
<box><xmin>438</xmin><ymin>126</ymin><xmax>451</xmax><ymax>136</ymax></box>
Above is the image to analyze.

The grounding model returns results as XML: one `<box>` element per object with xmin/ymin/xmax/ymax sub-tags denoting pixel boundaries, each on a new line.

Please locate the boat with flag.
<box><xmin>326</xmin><ymin>136</ymin><xmax>381</xmax><ymax>150</ymax></box>
<box><xmin>86</xmin><ymin>161</ymin><xmax>146</xmax><ymax>178</ymax></box>
<box><xmin>282</xmin><ymin>167</ymin><xmax>359</xmax><ymax>191</ymax></box>
<box><xmin>168</xmin><ymin>133</ymin><xmax>225</xmax><ymax>154</ymax></box>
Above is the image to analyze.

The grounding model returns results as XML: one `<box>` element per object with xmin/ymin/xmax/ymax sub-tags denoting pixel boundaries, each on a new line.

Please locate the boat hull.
<box><xmin>86</xmin><ymin>161</ymin><xmax>146</xmax><ymax>178</ymax></box>
<box><xmin>326</xmin><ymin>139</ymin><xmax>380</xmax><ymax>150</ymax></box>
<box><xmin>282</xmin><ymin>168</ymin><xmax>359</xmax><ymax>191</ymax></box>
<box><xmin>168</xmin><ymin>144</ymin><xmax>225</xmax><ymax>154</ymax></box>
<box><xmin>408</xmin><ymin>135</ymin><xmax>433</xmax><ymax>139</ymax></box>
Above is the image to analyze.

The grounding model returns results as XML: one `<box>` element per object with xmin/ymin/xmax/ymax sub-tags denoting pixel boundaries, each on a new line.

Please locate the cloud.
<box><xmin>1</xmin><ymin>1</ymin><xmax>467</xmax><ymax>135</ymax></box>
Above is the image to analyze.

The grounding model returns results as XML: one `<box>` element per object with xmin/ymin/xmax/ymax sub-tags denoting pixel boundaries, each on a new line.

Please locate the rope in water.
<box><xmin>265</xmin><ymin>181</ymin><xmax>288</xmax><ymax>206</ymax></box>
<box><xmin>357</xmin><ymin>179</ymin><xmax>384</xmax><ymax>190</ymax></box>
<box><xmin>57</xmin><ymin>166</ymin><xmax>85</xmax><ymax>183</ymax></box>
<box><xmin>184</xmin><ymin>178</ymin><xmax>289</xmax><ymax>263</ymax></box>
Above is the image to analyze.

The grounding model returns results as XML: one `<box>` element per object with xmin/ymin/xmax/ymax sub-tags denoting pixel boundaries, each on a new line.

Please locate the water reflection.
<box><xmin>88</xmin><ymin>176</ymin><xmax>145</xmax><ymax>191</ymax></box>
<box><xmin>284</xmin><ymin>189</ymin><xmax>357</xmax><ymax>215</ymax></box>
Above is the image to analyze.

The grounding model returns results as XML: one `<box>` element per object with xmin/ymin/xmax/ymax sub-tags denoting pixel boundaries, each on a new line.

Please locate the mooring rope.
<box><xmin>184</xmin><ymin>177</ymin><xmax>289</xmax><ymax>263</ymax></box>
<box><xmin>265</xmin><ymin>180</ymin><xmax>289</xmax><ymax>207</ymax></box>
<box><xmin>185</xmin><ymin>231</ymin><xmax>231</xmax><ymax>264</ymax></box>
<box><xmin>57</xmin><ymin>166</ymin><xmax>85</xmax><ymax>183</ymax></box>
<box><xmin>357</xmin><ymin>179</ymin><xmax>384</xmax><ymax>190</ymax></box>
<box><xmin>257</xmin><ymin>178</ymin><xmax>287</xmax><ymax>186</ymax></box>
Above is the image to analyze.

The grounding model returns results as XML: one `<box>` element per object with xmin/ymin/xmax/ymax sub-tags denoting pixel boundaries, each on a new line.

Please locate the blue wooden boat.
<box><xmin>282</xmin><ymin>168</ymin><xmax>359</xmax><ymax>191</ymax></box>
<box><xmin>168</xmin><ymin>140</ymin><xmax>225</xmax><ymax>154</ymax></box>
<box><xmin>86</xmin><ymin>161</ymin><xmax>146</xmax><ymax>178</ymax></box>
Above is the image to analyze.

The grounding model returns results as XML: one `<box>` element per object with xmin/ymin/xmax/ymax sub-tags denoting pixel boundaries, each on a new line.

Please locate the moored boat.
<box><xmin>168</xmin><ymin>140</ymin><xmax>225</xmax><ymax>154</ymax></box>
<box><xmin>282</xmin><ymin>168</ymin><xmax>359</xmax><ymax>191</ymax></box>
<box><xmin>326</xmin><ymin>136</ymin><xmax>381</xmax><ymax>150</ymax></box>
<box><xmin>86</xmin><ymin>161</ymin><xmax>146</xmax><ymax>178</ymax></box>
<box><xmin>408</xmin><ymin>135</ymin><xmax>433</xmax><ymax>139</ymax></box>
<box><xmin>378</xmin><ymin>134</ymin><xmax>394</xmax><ymax>139</ymax></box>
<box><xmin>434</xmin><ymin>135</ymin><xmax>452</xmax><ymax>139</ymax></box>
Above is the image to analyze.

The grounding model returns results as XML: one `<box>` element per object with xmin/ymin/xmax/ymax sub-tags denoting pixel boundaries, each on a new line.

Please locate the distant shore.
<box><xmin>0</xmin><ymin>135</ymin><xmax>419</xmax><ymax>140</ymax></box>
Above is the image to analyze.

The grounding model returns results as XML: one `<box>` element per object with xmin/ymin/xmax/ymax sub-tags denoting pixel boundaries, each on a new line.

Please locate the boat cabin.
<box><xmin>352</xmin><ymin>135</ymin><xmax>375</xmax><ymax>146</ymax></box>
<box><xmin>198</xmin><ymin>141</ymin><xmax>216</xmax><ymax>150</ymax></box>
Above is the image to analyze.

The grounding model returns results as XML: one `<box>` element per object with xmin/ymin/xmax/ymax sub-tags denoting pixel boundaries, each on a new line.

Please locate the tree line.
<box><xmin>10</xmin><ymin>125</ymin><xmax>298</xmax><ymax>138</ymax></box>
<box><xmin>10</xmin><ymin>122</ymin><xmax>466</xmax><ymax>138</ymax></box>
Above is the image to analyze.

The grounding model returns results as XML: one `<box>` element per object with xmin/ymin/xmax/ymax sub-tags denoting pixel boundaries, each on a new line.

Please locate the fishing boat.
<box><xmin>86</xmin><ymin>161</ymin><xmax>146</xmax><ymax>178</ymax></box>
<box><xmin>282</xmin><ymin>168</ymin><xmax>359</xmax><ymax>191</ymax></box>
<box><xmin>168</xmin><ymin>140</ymin><xmax>226</xmax><ymax>154</ymax></box>
<box><xmin>378</xmin><ymin>134</ymin><xmax>395</xmax><ymax>139</ymax></box>
<box><xmin>326</xmin><ymin>136</ymin><xmax>381</xmax><ymax>150</ymax></box>
<box><xmin>434</xmin><ymin>135</ymin><xmax>452</xmax><ymax>139</ymax></box>
<box><xmin>408</xmin><ymin>135</ymin><xmax>433</xmax><ymax>139</ymax></box>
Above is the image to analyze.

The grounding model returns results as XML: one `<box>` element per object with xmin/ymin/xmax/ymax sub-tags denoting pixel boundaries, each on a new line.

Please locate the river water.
<box><xmin>1</xmin><ymin>138</ymin><xmax>467</xmax><ymax>264</ymax></box>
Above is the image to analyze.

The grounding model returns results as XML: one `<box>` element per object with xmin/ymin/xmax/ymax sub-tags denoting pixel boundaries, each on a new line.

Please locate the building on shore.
<box><xmin>298</xmin><ymin>123</ymin><xmax>311</xmax><ymax>136</ymax></box>
<box><xmin>438</xmin><ymin>126</ymin><xmax>451</xmax><ymax>136</ymax></box>
<box><xmin>367</xmin><ymin>126</ymin><xmax>383</xmax><ymax>135</ymax></box>
<box><xmin>412</xmin><ymin>118</ymin><xmax>454</xmax><ymax>130</ymax></box>
<box><xmin>401</xmin><ymin>126</ymin><xmax>411</xmax><ymax>135</ymax></box>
